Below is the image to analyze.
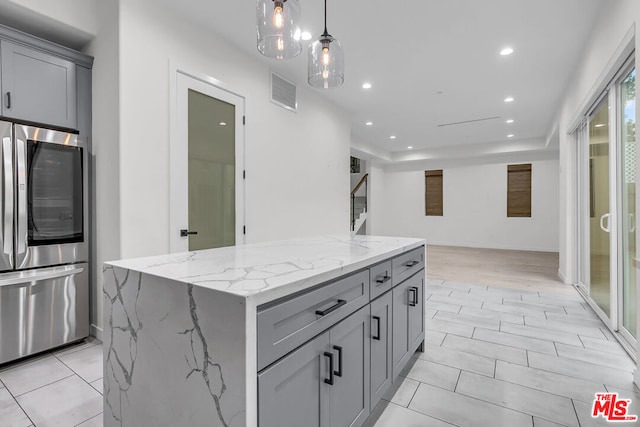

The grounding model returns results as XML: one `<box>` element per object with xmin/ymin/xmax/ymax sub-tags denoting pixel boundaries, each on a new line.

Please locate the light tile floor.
<box><xmin>0</xmin><ymin>279</ymin><xmax>637</xmax><ymax>426</ymax></box>
<box><xmin>366</xmin><ymin>279</ymin><xmax>639</xmax><ymax>427</ymax></box>
<box><xmin>0</xmin><ymin>338</ymin><xmax>103</xmax><ymax>427</ymax></box>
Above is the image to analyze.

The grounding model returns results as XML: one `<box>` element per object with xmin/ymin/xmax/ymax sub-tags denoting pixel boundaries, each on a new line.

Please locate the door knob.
<box><xmin>180</xmin><ymin>229</ymin><xmax>198</xmax><ymax>237</ymax></box>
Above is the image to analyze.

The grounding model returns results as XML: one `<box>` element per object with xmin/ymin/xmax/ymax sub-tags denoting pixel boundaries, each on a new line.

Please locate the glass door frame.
<box><xmin>614</xmin><ymin>59</ymin><xmax>636</xmax><ymax>346</ymax></box>
<box><xmin>169</xmin><ymin>68</ymin><xmax>246</xmax><ymax>253</ymax></box>
<box><xmin>576</xmin><ymin>54</ymin><xmax>636</xmax><ymax>350</ymax></box>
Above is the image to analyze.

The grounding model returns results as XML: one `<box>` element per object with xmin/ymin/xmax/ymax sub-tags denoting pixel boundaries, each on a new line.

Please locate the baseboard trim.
<box><xmin>425</xmin><ymin>241</ymin><xmax>559</xmax><ymax>253</ymax></box>
<box><xmin>91</xmin><ymin>324</ymin><xmax>103</xmax><ymax>342</ymax></box>
<box><xmin>557</xmin><ymin>269</ymin><xmax>569</xmax><ymax>284</ymax></box>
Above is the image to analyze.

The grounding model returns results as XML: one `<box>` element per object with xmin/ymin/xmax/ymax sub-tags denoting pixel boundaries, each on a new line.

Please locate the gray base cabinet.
<box><xmin>392</xmin><ymin>272</ymin><xmax>425</xmax><ymax>380</ymax></box>
<box><xmin>258</xmin><ymin>305</ymin><xmax>370</xmax><ymax>427</ymax></box>
<box><xmin>328</xmin><ymin>305</ymin><xmax>370</xmax><ymax>427</ymax></box>
<box><xmin>258</xmin><ymin>246</ymin><xmax>426</xmax><ymax>427</ymax></box>
<box><xmin>258</xmin><ymin>331</ymin><xmax>330</xmax><ymax>427</ymax></box>
<box><xmin>369</xmin><ymin>292</ymin><xmax>392</xmax><ymax>410</ymax></box>
<box><xmin>0</xmin><ymin>39</ymin><xmax>77</xmax><ymax>129</ymax></box>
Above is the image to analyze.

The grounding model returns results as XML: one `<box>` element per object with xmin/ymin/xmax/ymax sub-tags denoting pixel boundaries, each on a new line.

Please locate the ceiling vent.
<box><xmin>271</xmin><ymin>72</ymin><xmax>297</xmax><ymax>112</ymax></box>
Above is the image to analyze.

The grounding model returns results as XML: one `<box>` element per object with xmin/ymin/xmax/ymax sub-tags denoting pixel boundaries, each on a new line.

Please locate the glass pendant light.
<box><xmin>257</xmin><ymin>0</ymin><xmax>302</xmax><ymax>60</ymax></box>
<box><xmin>308</xmin><ymin>0</ymin><xmax>344</xmax><ymax>89</ymax></box>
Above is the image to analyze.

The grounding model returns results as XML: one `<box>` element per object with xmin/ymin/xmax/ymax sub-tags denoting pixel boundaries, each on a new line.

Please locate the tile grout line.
<box><xmin>389</xmin><ymin>400</ymin><xmax>460</xmax><ymax>427</ymax></box>
<box><xmin>569</xmin><ymin>399</ymin><xmax>581</xmax><ymax>427</ymax></box>
<box><xmin>2</xmin><ymin>372</ymin><xmax>38</xmax><ymax>427</ymax></box>
<box><xmin>52</xmin><ymin>348</ymin><xmax>104</xmax><ymax>395</ymax></box>
<box><xmin>450</xmin><ymin>375</ymin><xmax>577</xmax><ymax>425</ymax></box>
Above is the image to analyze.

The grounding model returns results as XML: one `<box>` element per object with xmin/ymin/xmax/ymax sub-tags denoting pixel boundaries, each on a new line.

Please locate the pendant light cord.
<box><xmin>323</xmin><ymin>0</ymin><xmax>328</xmax><ymax>36</ymax></box>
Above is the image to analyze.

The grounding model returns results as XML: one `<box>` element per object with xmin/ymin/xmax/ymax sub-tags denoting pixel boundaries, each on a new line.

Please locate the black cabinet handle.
<box><xmin>6</xmin><ymin>92</ymin><xmax>10</xmax><ymax>109</ymax></box>
<box><xmin>372</xmin><ymin>316</ymin><xmax>381</xmax><ymax>341</ymax></box>
<box><xmin>333</xmin><ymin>345</ymin><xmax>343</xmax><ymax>377</ymax></box>
<box><xmin>323</xmin><ymin>352</ymin><xmax>334</xmax><ymax>385</ymax></box>
<box><xmin>180</xmin><ymin>229</ymin><xmax>198</xmax><ymax>237</ymax></box>
<box><xmin>376</xmin><ymin>275</ymin><xmax>391</xmax><ymax>284</ymax></box>
<box><xmin>409</xmin><ymin>286</ymin><xmax>419</xmax><ymax>306</ymax></box>
<box><xmin>315</xmin><ymin>299</ymin><xmax>346</xmax><ymax>316</ymax></box>
<box><xmin>408</xmin><ymin>287</ymin><xmax>417</xmax><ymax>306</ymax></box>
<box><xmin>404</xmin><ymin>260</ymin><xmax>419</xmax><ymax>268</ymax></box>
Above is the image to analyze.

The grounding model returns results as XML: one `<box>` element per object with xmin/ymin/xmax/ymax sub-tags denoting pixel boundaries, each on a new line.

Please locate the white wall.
<box><xmin>0</xmin><ymin>0</ymin><xmax>97</xmax><ymax>49</ymax></box>
<box><xmin>555</xmin><ymin>0</ymin><xmax>639</xmax><ymax>284</ymax></box>
<box><xmin>82</xmin><ymin>0</ymin><xmax>120</xmax><ymax>339</ymax></box>
<box><xmin>370</xmin><ymin>159</ymin><xmax>560</xmax><ymax>252</ymax></box>
<box><xmin>118</xmin><ymin>0</ymin><xmax>350</xmax><ymax>259</ymax></box>
<box><xmin>551</xmin><ymin>0</ymin><xmax>640</xmax><ymax>384</ymax></box>
<box><xmin>368</xmin><ymin>164</ymin><xmax>386</xmax><ymax>235</ymax></box>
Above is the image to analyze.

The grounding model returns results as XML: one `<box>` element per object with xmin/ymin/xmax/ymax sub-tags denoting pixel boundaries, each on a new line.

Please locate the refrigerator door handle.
<box><xmin>0</xmin><ymin>266</ymin><xmax>85</xmax><ymax>288</ymax></box>
<box><xmin>2</xmin><ymin>135</ymin><xmax>13</xmax><ymax>267</ymax></box>
<box><xmin>15</xmin><ymin>136</ymin><xmax>27</xmax><ymax>268</ymax></box>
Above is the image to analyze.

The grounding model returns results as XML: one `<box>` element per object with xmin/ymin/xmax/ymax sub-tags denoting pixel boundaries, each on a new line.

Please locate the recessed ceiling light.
<box><xmin>506</xmin><ymin>119</ymin><xmax>514</xmax><ymax>124</ymax></box>
<box><xmin>389</xmin><ymin>135</ymin><xmax>396</xmax><ymax>140</ymax></box>
<box><xmin>219</xmin><ymin>122</ymin><xmax>227</xmax><ymax>126</ymax></box>
<box><xmin>365</xmin><ymin>121</ymin><xmax>373</xmax><ymax>126</ymax></box>
<box><xmin>362</xmin><ymin>82</ymin><xmax>372</xmax><ymax>89</ymax></box>
<box><xmin>504</xmin><ymin>97</ymin><xmax>514</xmax><ymax>103</ymax></box>
<box><xmin>407</xmin><ymin>146</ymin><xmax>413</xmax><ymax>150</ymax></box>
<box><xmin>507</xmin><ymin>134</ymin><xmax>514</xmax><ymax>138</ymax></box>
<box><xmin>301</xmin><ymin>31</ymin><xmax>312</xmax><ymax>41</ymax></box>
<box><xmin>595</xmin><ymin>123</ymin><xmax>606</xmax><ymax>128</ymax></box>
<box><xmin>500</xmin><ymin>47</ymin><xmax>514</xmax><ymax>56</ymax></box>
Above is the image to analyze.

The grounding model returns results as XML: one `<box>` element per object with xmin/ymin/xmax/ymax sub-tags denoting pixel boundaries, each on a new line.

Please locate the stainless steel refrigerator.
<box><xmin>0</xmin><ymin>121</ymin><xmax>89</xmax><ymax>364</ymax></box>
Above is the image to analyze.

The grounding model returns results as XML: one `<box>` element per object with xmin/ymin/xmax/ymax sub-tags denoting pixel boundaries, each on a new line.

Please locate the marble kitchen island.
<box><xmin>103</xmin><ymin>235</ymin><xmax>426</xmax><ymax>427</ymax></box>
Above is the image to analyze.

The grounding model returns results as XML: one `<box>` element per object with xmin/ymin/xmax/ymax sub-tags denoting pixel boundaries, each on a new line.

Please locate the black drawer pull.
<box><xmin>372</xmin><ymin>316</ymin><xmax>381</xmax><ymax>341</ymax></box>
<box><xmin>333</xmin><ymin>345</ymin><xmax>343</xmax><ymax>377</ymax></box>
<box><xmin>324</xmin><ymin>352</ymin><xmax>334</xmax><ymax>385</ymax></box>
<box><xmin>404</xmin><ymin>260</ymin><xmax>419</xmax><ymax>268</ymax></box>
<box><xmin>375</xmin><ymin>275</ymin><xmax>391</xmax><ymax>284</ymax></box>
<box><xmin>315</xmin><ymin>299</ymin><xmax>346</xmax><ymax>316</ymax></box>
<box><xmin>408</xmin><ymin>287</ymin><xmax>417</xmax><ymax>306</ymax></box>
<box><xmin>6</xmin><ymin>92</ymin><xmax>10</xmax><ymax>109</ymax></box>
<box><xmin>409</xmin><ymin>286</ymin><xmax>419</xmax><ymax>306</ymax></box>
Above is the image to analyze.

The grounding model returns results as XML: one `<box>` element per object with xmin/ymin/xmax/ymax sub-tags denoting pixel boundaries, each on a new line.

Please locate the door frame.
<box><xmin>614</xmin><ymin>59</ymin><xmax>637</xmax><ymax>345</ymax></box>
<box><xmin>576</xmin><ymin>54</ymin><xmax>637</xmax><ymax>349</ymax></box>
<box><xmin>168</xmin><ymin>64</ymin><xmax>246</xmax><ymax>253</ymax></box>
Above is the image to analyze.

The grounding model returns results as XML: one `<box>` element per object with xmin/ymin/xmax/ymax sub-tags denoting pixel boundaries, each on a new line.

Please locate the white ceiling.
<box><xmin>155</xmin><ymin>0</ymin><xmax>604</xmax><ymax>158</ymax></box>
<box><xmin>0</xmin><ymin>0</ymin><xmax>605</xmax><ymax>160</ymax></box>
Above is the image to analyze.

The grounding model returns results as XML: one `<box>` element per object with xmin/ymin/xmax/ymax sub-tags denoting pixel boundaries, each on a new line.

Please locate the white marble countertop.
<box><xmin>105</xmin><ymin>235</ymin><xmax>425</xmax><ymax>304</ymax></box>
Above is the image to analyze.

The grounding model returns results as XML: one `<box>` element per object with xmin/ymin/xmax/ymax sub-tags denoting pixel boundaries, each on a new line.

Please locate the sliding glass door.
<box><xmin>588</xmin><ymin>97</ymin><xmax>611</xmax><ymax>317</ymax></box>
<box><xmin>619</xmin><ymin>68</ymin><xmax>636</xmax><ymax>339</ymax></box>
<box><xmin>577</xmin><ymin>60</ymin><xmax>636</xmax><ymax>346</ymax></box>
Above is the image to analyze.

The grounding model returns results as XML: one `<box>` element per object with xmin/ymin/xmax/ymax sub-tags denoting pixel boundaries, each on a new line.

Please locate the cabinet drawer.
<box><xmin>369</xmin><ymin>260</ymin><xmax>392</xmax><ymax>300</ymax></box>
<box><xmin>392</xmin><ymin>246</ymin><xmax>425</xmax><ymax>286</ymax></box>
<box><xmin>257</xmin><ymin>270</ymin><xmax>370</xmax><ymax>371</ymax></box>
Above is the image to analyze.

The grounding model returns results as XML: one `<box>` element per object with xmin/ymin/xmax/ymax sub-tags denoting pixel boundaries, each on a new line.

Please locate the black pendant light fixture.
<box><xmin>308</xmin><ymin>0</ymin><xmax>344</xmax><ymax>89</ymax></box>
<box><xmin>257</xmin><ymin>0</ymin><xmax>302</xmax><ymax>60</ymax></box>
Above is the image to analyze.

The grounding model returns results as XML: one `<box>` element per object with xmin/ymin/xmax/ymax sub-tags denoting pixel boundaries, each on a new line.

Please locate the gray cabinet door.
<box><xmin>370</xmin><ymin>292</ymin><xmax>392</xmax><ymax>410</ymax></box>
<box><xmin>258</xmin><ymin>331</ymin><xmax>330</xmax><ymax>427</ymax></box>
<box><xmin>408</xmin><ymin>273</ymin><xmax>425</xmax><ymax>351</ymax></box>
<box><xmin>329</xmin><ymin>305</ymin><xmax>370</xmax><ymax>427</ymax></box>
<box><xmin>1</xmin><ymin>40</ymin><xmax>77</xmax><ymax>129</ymax></box>
<box><xmin>392</xmin><ymin>279</ymin><xmax>413</xmax><ymax>380</ymax></box>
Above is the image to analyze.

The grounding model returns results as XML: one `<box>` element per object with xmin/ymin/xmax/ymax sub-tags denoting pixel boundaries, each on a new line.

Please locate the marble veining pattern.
<box><xmin>103</xmin><ymin>266</ymin><xmax>143</xmax><ymax>426</ymax></box>
<box><xmin>180</xmin><ymin>283</ymin><xmax>228</xmax><ymax>426</ymax></box>
<box><xmin>103</xmin><ymin>266</ymin><xmax>247</xmax><ymax>427</ymax></box>
<box><xmin>105</xmin><ymin>235</ymin><xmax>424</xmax><ymax>304</ymax></box>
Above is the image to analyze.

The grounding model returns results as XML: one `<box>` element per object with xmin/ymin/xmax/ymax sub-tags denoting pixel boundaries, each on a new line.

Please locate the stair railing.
<box><xmin>350</xmin><ymin>173</ymin><xmax>369</xmax><ymax>231</ymax></box>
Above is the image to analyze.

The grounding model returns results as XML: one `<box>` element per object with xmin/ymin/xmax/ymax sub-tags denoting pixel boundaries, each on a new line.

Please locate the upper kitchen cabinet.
<box><xmin>1</xmin><ymin>40</ymin><xmax>77</xmax><ymax>130</ymax></box>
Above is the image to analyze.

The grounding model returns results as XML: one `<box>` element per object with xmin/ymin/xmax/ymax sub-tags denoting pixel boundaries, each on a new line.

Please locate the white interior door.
<box><xmin>170</xmin><ymin>70</ymin><xmax>245</xmax><ymax>253</ymax></box>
